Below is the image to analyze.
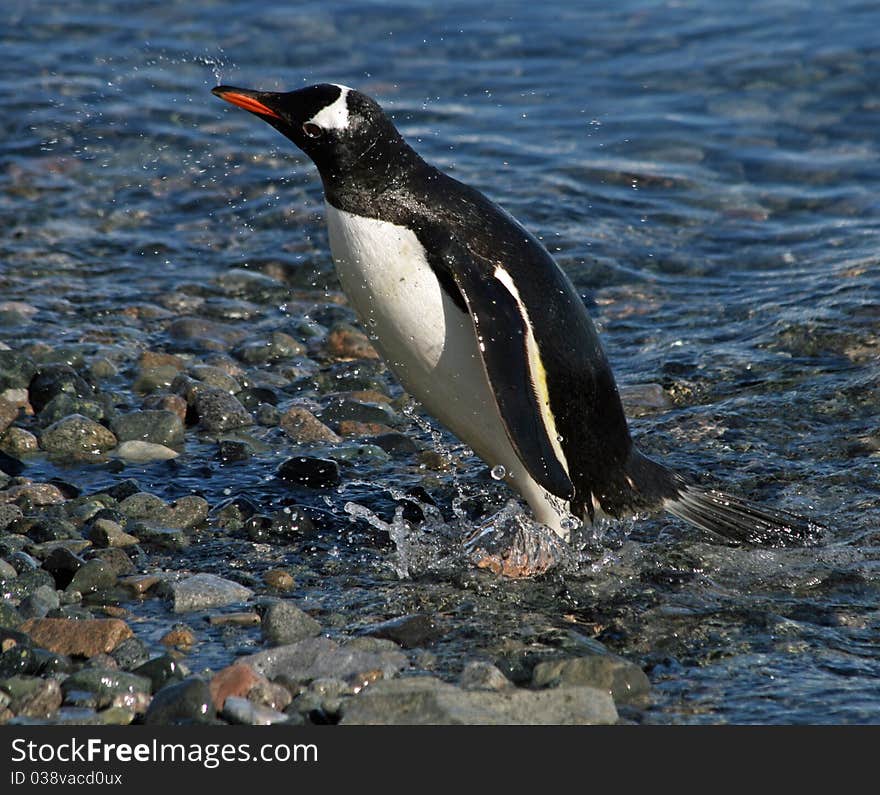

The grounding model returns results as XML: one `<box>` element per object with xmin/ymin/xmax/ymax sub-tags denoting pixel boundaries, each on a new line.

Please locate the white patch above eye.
<box><xmin>306</xmin><ymin>84</ymin><xmax>351</xmax><ymax>131</ymax></box>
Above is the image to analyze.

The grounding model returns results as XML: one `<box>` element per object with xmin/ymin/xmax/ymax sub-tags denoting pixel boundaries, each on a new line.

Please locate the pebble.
<box><xmin>469</xmin><ymin>519</ymin><xmax>568</xmax><ymax>579</ymax></box>
<box><xmin>160</xmin><ymin>624</ymin><xmax>197</xmax><ymax>649</ymax></box>
<box><xmin>279</xmin><ymin>406</ymin><xmax>341</xmax><ymax>444</ymax></box>
<box><xmin>340</xmin><ymin>678</ymin><xmax>618</xmax><ymax>725</ymax></box>
<box><xmin>40</xmin><ymin>414</ymin><xmax>117</xmax><ymax>456</ymax></box>
<box><xmin>216</xmin><ymin>439</ymin><xmax>251</xmax><ymax>463</ymax></box>
<box><xmin>1</xmin><ymin>482</ymin><xmax>66</xmax><ymax>506</ymax></box>
<box><xmin>194</xmin><ymin>387</ymin><xmax>252</xmax><ymax>433</ymax></box>
<box><xmin>459</xmin><ymin>661</ymin><xmax>513</xmax><ymax>691</ymax></box>
<box><xmin>65</xmin><ymin>558</ymin><xmax>117</xmax><ymax>594</ymax></box>
<box><xmin>263</xmin><ymin>569</ymin><xmax>296</xmax><ymax>590</ymax></box>
<box><xmin>61</xmin><ymin>668</ymin><xmax>151</xmax><ymax>712</ymax></box>
<box><xmin>110</xmin><ymin>409</ymin><xmax>185</xmax><ymax>446</ymax></box>
<box><xmin>0</xmin><ymin>675</ymin><xmax>62</xmax><ymax>718</ymax></box>
<box><xmin>206</xmin><ymin>611</ymin><xmax>261</xmax><ymax>627</ymax></box>
<box><xmin>118</xmin><ymin>575</ymin><xmax>160</xmax><ymax>595</ymax></box>
<box><xmin>364</xmin><ymin>613</ymin><xmax>441</xmax><ymax>649</ymax></box>
<box><xmin>276</xmin><ymin>456</ymin><xmax>341</xmax><ymax>488</ymax></box>
<box><xmin>531</xmin><ymin>655</ymin><xmax>651</xmax><ymax>705</ymax></box>
<box><xmin>243</xmin><ymin>636</ymin><xmax>406</xmax><ymax>683</ymax></box>
<box><xmin>132</xmin><ymin>654</ymin><xmax>184</xmax><ymax>693</ymax></box>
<box><xmin>325</xmin><ymin>323</ymin><xmax>380</xmax><ymax>360</ymax></box>
<box><xmin>163</xmin><ymin>573</ymin><xmax>254</xmax><ymax>613</ymax></box>
<box><xmin>0</xmin><ymin>400</ymin><xmax>18</xmax><ymax>433</ymax></box>
<box><xmin>260</xmin><ymin>601</ymin><xmax>322</xmax><ymax>646</ymax></box>
<box><xmin>18</xmin><ymin>585</ymin><xmax>60</xmax><ymax>619</ymax></box>
<box><xmin>143</xmin><ymin>677</ymin><xmax>214</xmax><ymax>725</ymax></box>
<box><xmin>115</xmin><ymin>440</ymin><xmax>179</xmax><ymax>462</ymax></box>
<box><xmin>85</xmin><ymin>518</ymin><xmax>139</xmax><ymax>548</ymax></box>
<box><xmin>20</xmin><ymin>617</ymin><xmax>133</xmax><ymax>657</ymax></box>
<box><xmin>319</xmin><ymin>397</ymin><xmax>400</xmax><ymax>428</ymax></box>
<box><xmin>0</xmin><ymin>558</ymin><xmax>17</xmax><ymax>580</ymax></box>
<box><xmin>0</xmin><ymin>350</ymin><xmax>36</xmax><ymax>391</ymax></box>
<box><xmin>209</xmin><ymin>663</ymin><xmax>266</xmax><ymax>711</ymax></box>
<box><xmin>222</xmin><ymin>695</ymin><xmax>290</xmax><ymax>725</ymax></box>
<box><xmin>141</xmin><ymin>393</ymin><xmax>187</xmax><ymax>423</ymax></box>
<box><xmin>169</xmin><ymin>495</ymin><xmax>209</xmax><ymax>528</ymax></box>
<box><xmin>233</xmin><ymin>331</ymin><xmax>306</xmax><ymax>364</ymax></box>
<box><xmin>40</xmin><ymin>546</ymin><xmax>84</xmax><ymax>589</ymax></box>
<box><xmin>28</xmin><ymin>364</ymin><xmax>93</xmax><ymax>413</ymax></box>
<box><xmin>0</xmin><ymin>427</ymin><xmax>39</xmax><ymax>455</ymax></box>
<box><xmin>118</xmin><ymin>492</ymin><xmax>170</xmax><ymax>522</ymax></box>
<box><xmin>188</xmin><ymin>364</ymin><xmax>241</xmax><ymax>393</ymax></box>
<box><xmin>110</xmin><ymin>636</ymin><xmax>150</xmax><ymax>670</ymax></box>
<box><xmin>38</xmin><ymin>394</ymin><xmax>107</xmax><ymax>425</ymax></box>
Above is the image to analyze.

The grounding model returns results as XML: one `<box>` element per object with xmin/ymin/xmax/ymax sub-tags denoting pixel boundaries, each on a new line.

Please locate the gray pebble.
<box><xmin>1</xmin><ymin>675</ymin><xmax>62</xmax><ymax>718</ymax></box>
<box><xmin>65</xmin><ymin>559</ymin><xmax>117</xmax><ymax>595</ymax></box>
<box><xmin>18</xmin><ymin>585</ymin><xmax>60</xmax><ymax>619</ymax></box>
<box><xmin>261</xmin><ymin>601</ymin><xmax>322</xmax><ymax>646</ymax></box>
<box><xmin>40</xmin><ymin>414</ymin><xmax>117</xmax><ymax>455</ymax></box>
<box><xmin>221</xmin><ymin>695</ymin><xmax>289</xmax><ymax>725</ymax></box>
<box><xmin>459</xmin><ymin>661</ymin><xmax>513</xmax><ymax>691</ymax></box>
<box><xmin>364</xmin><ymin>613</ymin><xmax>441</xmax><ymax>649</ymax></box>
<box><xmin>110</xmin><ymin>410</ymin><xmax>184</xmax><ymax>446</ymax></box>
<box><xmin>195</xmin><ymin>387</ymin><xmax>253</xmax><ymax>432</ymax></box>
<box><xmin>531</xmin><ymin>655</ymin><xmax>651</xmax><ymax>705</ymax></box>
<box><xmin>143</xmin><ymin>677</ymin><xmax>214</xmax><ymax>725</ymax></box>
<box><xmin>164</xmin><ymin>573</ymin><xmax>254</xmax><ymax>613</ymax></box>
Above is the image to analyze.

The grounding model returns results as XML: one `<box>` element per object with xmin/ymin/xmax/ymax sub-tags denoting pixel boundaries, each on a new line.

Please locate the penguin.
<box><xmin>212</xmin><ymin>82</ymin><xmax>818</xmax><ymax>545</ymax></box>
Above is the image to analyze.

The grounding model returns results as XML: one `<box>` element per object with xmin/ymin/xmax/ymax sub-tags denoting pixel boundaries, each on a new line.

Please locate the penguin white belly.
<box><xmin>324</xmin><ymin>204</ymin><xmax>569</xmax><ymax>534</ymax></box>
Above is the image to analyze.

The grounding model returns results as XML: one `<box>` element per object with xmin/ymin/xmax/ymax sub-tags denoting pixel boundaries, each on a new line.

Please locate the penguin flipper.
<box><xmin>443</xmin><ymin>247</ymin><xmax>575</xmax><ymax>500</ymax></box>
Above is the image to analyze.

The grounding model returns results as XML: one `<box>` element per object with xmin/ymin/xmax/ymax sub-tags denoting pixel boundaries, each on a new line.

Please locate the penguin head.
<box><xmin>212</xmin><ymin>83</ymin><xmax>410</xmax><ymax>184</ymax></box>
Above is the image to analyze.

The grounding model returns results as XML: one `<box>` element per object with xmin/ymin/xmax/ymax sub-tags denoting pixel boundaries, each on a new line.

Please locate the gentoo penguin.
<box><xmin>212</xmin><ymin>82</ymin><xmax>817</xmax><ymax>545</ymax></box>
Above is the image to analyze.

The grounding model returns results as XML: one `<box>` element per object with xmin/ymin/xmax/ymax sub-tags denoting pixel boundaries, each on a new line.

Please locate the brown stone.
<box><xmin>0</xmin><ymin>399</ymin><xmax>18</xmax><ymax>433</ymax></box>
<box><xmin>0</xmin><ymin>482</ymin><xmax>66</xmax><ymax>506</ymax></box>
<box><xmin>207</xmin><ymin>612</ymin><xmax>261</xmax><ymax>627</ymax></box>
<box><xmin>325</xmin><ymin>324</ymin><xmax>380</xmax><ymax>361</ymax></box>
<box><xmin>347</xmin><ymin>389</ymin><xmax>392</xmax><ymax>404</ymax></box>
<box><xmin>337</xmin><ymin>420</ymin><xmax>393</xmax><ymax>437</ymax></box>
<box><xmin>118</xmin><ymin>574</ymin><xmax>160</xmax><ymax>595</ymax></box>
<box><xmin>139</xmin><ymin>351</ymin><xmax>185</xmax><ymax>371</ymax></box>
<box><xmin>160</xmin><ymin>625</ymin><xmax>196</xmax><ymax>649</ymax></box>
<box><xmin>142</xmin><ymin>393</ymin><xmax>187</xmax><ymax>423</ymax></box>
<box><xmin>20</xmin><ymin>617</ymin><xmax>133</xmax><ymax>657</ymax></box>
<box><xmin>209</xmin><ymin>663</ymin><xmax>266</xmax><ymax>711</ymax></box>
<box><xmin>263</xmin><ymin>569</ymin><xmax>295</xmax><ymax>591</ymax></box>
<box><xmin>279</xmin><ymin>406</ymin><xmax>341</xmax><ymax>444</ymax></box>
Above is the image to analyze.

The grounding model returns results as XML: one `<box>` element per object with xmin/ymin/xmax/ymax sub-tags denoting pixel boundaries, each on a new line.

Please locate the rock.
<box><xmin>188</xmin><ymin>364</ymin><xmax>241</xmax><ymax>393</ymax></box>
<box><xmin>248</xmin><ymin>679</ymin><xmax>293</xmax><ymax>712</ymax></box>
<box><xmin>279</xmin><ymin>406</ymin><xmax>341</xmax><ymax>444</ymax></box>
<box><xmin>0</xmin><ymin>504</ymin><xmax>23</xmax><ymax>531</ymax></box>
<box><xmin>222</xmin><ymin>695</ymin><xmax>289</xmax><ymax>725</ymax></box>
<box><xmin>0</xmin><ymin>600</ymin><xmax>22</xmax><ymax>631</ymax></box>
<box><xmin>341</xmin><ymin>678</ymin><xmax>618</xmax><ymax>725</ymax></box>
<box><xmin>160</xmin><ymin>625</ymin><xmax>196</xmax><ymax>649</ymax></box>
<box><xmin>417</xmin><ymin>450</ymin><xmax>453</xmax><ymax>471</ymax></box>
<box><xmin>276</xmin><ymin>456</ymin><xmax>340</xmax><ymax>488</ymax></box>
<box><xmin>28</xmin><ymin>364</ymin><xmax>92</xmax><ymax>414</ymax></box>
<box><xmin>141</xmin><ymin>393</ymin><xmax>187</xmax><ymax>423</ymax></box>
<box><xmin>18</xmin><ymin>585</ymin><xmax>60</xmax><ymax>619</ymax></box>
<box><xmin>207</xmin><ymin>612</ymin><xmax>261</xmax><ymax>627</ymax></box>
<box><xmin>619</xmin><ymin>382</ymin><xmax>672</xmax><ymax>417</ymax></box>
<box><xmin>20</xmin><ymin>617</ymin><xmax>133</xmax><ymax>657</ymax></box>
<box><xmin>134</xmin><ymin>351</ymin><xmax>185</xmax><ymax>392</ymax></box>
<box><xmin>261</xmin><ymin>601</ymin><xmax>322</xmax><ymax>646</ymax></box>
<box><xmin>65</xmin><ymin>559</ymin><xmax>117</xmax><ymax>594</ymax></box>
<box><xmin>40</xmin><ymin>546</ymin><xmax>83</xmax><ymax>589</ymax></box>
<box><xmin>85</xmin><ymin>518</ymin><xmax>139</xmax><ymax>548</ymax></box>
<box><xmin>233</xmin><ymin>331</ymin><xmax>306</xmax><ymax>364</ymax></box>
<box><xmin>0</xmin><ymin>675</ymin><xmax>62</xmax><ymax>718</ymax></box>
<box><xmin>0</xmin><ymin>427</ymin><xmax>39</xmax><ymax>456</ymax></box>
<box><xmin>118</xmin><ymin>575</ymin><xmax>160</xmax><ymax>595</ymax></box>
<box><xmin>38</xmin><ymin>393</ymin><xmax>107</xmax><ymax>425</ymax></box>
<box><xmin>209</xmin><ymin>663</ymin><xmax>265</xmax><ymax>711</ymax></box>
<box><xmin>0</xmin><ymin>399</ymin><xmax>18</xmax><ymax>434</ymax></box>
<box><xmin>216</xmin><ymin>439</ymin><xmax>251</xmax><ymax>463</ymax></box>
<box><xmin>0</xmin><ymin>559</ymin><xmax>17</xmax><ymax>580</ymax></box>
<box><xmin>338</xmin><ymin>420</ymin><xmax>394</xmax><ymax>437</ymax></box>
<box><xmin>86</xmin><ymin>547</ymin><xmax>135</xmax><ymax>578</ymax></box>
<box><xmin>40</xmin><ymin>414</ymin><xmax>117</xmax><ymax>456</ymax></box>
<box><xmin>118</xmin><ymin>492</ymin><xmax>169</xmax><ymax>522</ymax></box>
<box><xmin>325</xmin><ymin>323</ymin><xmax>379</xmax><ymax>360</ymax></box>
<box><xmin>329</xmin><ymin>443</ymin><xmax>390</xmax><ymax>463</ymax></box>
<box><xmin>459</xmin><ymin>661</ymin><xmax>513</xmax><ymax>691</ymax></box>
<box><xmin>531</xmin><ymin>655</ymin><xmax>651</xmax><ymax>705</ymax></box>
<box><xmin>111</xmin><ymin>410</ymin><xmax>184</xmax><ymax>446</ymax></box>
<box><xmin>243</xmin><ymin>636</ymin><xmax>406</xmax><ymax>683</ymax></box>
<box><xmin>194</xmin><ymin>388</ymin><xmax>252</xmax><ymax>433</ymax></box>
<box><xmin>2</xmin><ymin>568</ymin><xmax>56</xmax><ymax>602</ymax></box>
<box><xmin>168</xmin><ymin>495</ymin><xmax>209</xmax><ymax>528</ymax></box>
<box><xmin>263</xmin><ymin>569</ymin><xmax>295</xmax><ymax>590</ymax></box>
<box><xmin>320</xmin><ymin>398</ymin><xmax>400</xmax><ymax>428</ymax></box>
<box><xmin>61</xmin><ymin>668</ymin><xmax>151</xmax><ymax>712</ymax></box>
<box><xmin>115</xmin><ymin>440</ymin><xmax>179</xmax><ymax>462</ymax></box>
<box><xmin>163</xmin><ymin>573</ymin><xmax>254</xmax><ymax>613</ymax></box>
<box><xmin>110</xmin><ymin>636</ymin><xmax>150</xmax><ymax>670</ymax></box>
<box><xmin>364</xmin><ymin>614</ymin><xmax>441</xmax><ymax>649</ymax></box>
<box><xmin>469</xmin><ymin>515</ymin><xmax>568</xmax><ymax>578</ymax></box>
<box><xmin>132</xmin><ymin>655</ymin><xmax>184</xmax><ymax>693</ymax></box>
<box><xmin>0</xmin><ymin>350</ymin><xmax>36</xmax><ymax>392</ymax></box>
<box><xmin>143</xmin><ymin>677</ymin><xmax>214</xmax><ymax>725</ymax></box>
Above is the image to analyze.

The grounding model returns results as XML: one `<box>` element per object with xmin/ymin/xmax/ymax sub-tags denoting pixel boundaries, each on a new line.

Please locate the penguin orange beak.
<box><xmin>212</xmin><ymin>86</ymin><xmax>282</xmax><ymax>120</ymax></box>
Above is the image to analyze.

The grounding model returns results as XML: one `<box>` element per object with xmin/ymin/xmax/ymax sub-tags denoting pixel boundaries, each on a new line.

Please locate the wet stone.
<box><xmin>459</xmin><ymin>661</ymin><xmax>513</xmax><ymax>691</ymax></box>
<box><xmin>132</xmin><ymin>655</ymin><xmax>184</xmax><ymax>694</ymax></box>
<box><xmin>364</xmin><ymin>614</ymin><xmax>441</xmax><ymax>649</ymax></box>
<box><xmin>325</xmin><ymin>323</ymin><xmax>380</xmax><ymax>361</ymax></box>
<box><xmin>110</xmin><ymin>636</ymin><xmax>150</xmax><ymax>670</ymax></box>
<box><xmin>40</xmin><ymin>414</ymin><xmax>117</xmax><ymax>456</ymax></box>
<box><xmin>2</xmin><ymin>569</ymin><xmax>55</xmax><ymax>602</ymax></box>
<box><xmin>188</xmin><ymin>364</ymin><xmax>241</xmax><ymax>393</ymax></box>
<box><xmin>279</xmin><ymin>406</ymin><xmax>341</xmax><ymax>444</ymax></box>
<box><xmin>222</xmin><ymin>695</ymin><xmax>289</xmax><ymax>725</ymax></box>
<box><xmin>115</xmin><ymin>441</ymin><xmax>179</xmax><ymax>462</ymax></box>
<box><xmin>163</xmin><ymin>573</ymin><xmax>254</xmax><ymax>613</ymax></box>
<box><xmin>260</xmin><ymin>601</ymin><xmax>322</xmax><ymax>646</ymax></box>
<box><xmin>276</xmin><ymin>456</ymin><xmax>340</xmax><ymax>488</ymax></box>
<box><xmin>0</xmin><ymin>428</ymin><xmax>38</xmax><ymax>456</ymax></box>
<box><xmin>1</xmin><ymin>675</ymin><xmax>62</xmax><ymax>718</ymax></box>
<box><xmin>531</xmin><ymin>655</ymin><xmax>651</xmax><ymax>706</ymax></box>
<box><xmin>209</xmin><ymin>663</ymin><xmax>265</xmax><ymax>711</ymax></box>
<box><xmin>110</xmin><ymin>410</ymin><xmax>184</xmax><ymax>446</ymax></box>
<box><xmin>40</xmin><ymin>547</ymin><xmax>84</xmax><ymax>589</ymax></box>
<box><xmin>0</xmin><ymin>451</ymin><xmax>25</xmax><ymax>478</ymax></box>
<box><xmin>263</xmin><ymin>569</ymin><xmax>295</xmax><ymax>591</ymax></box>
<box><xmin>216</xmin><ymin>439</ymin><xmax>251</xmax><ymax>463</ymax></box>
<box><xmin>161</xmin><ymin>624</ymin><xmax>196</xmax><ymax>649</ymax></box>
<box><xmin>0</xmin><ymin>350</ymin><xmax>36</xmax><ymax>392</ymax></box>
<box><xmin>0</xmin><ymin>399</ymin><xmax>18</xmax><ymax>434</ymax></box>
<box><xmin>0</xmin><ymin>504</ymin><xmax>23</xmax><ymax>531</ymax></box>
<box><xmin>329</xmin><ymin>443</ymin><xmax>390</xmax><ymax>464</ymax></box>
<box><xmin>340</xmin><ymin>678</ymin><xmax>618</xmax><ymax>725</ymax></box>
<box><xmin>168</xmin><ymin>495</ymin><xmax>209</xmax><ymax>529</ymax></box>
<box><xmin>61</xmin><ymin>668</ymin><xmax>151</xmax><ymax>712</ymax></box>
<box><xmin>20</xmin><ymin>617</ymin><xmax>133</xmax><ymax>657</ymax></box>
<box><xmin>118</xmin><ymin>492</ymin><xmax>170</xmax><ymax>522</ymax></box>
<box><xmin>28</xmin><ymin>364</ymin><xmax>92</xmax><ymax>414</ymax></box>
<box><xmin>85</xmin><ymin>518</ymin><xmax>139</xmax><ymax>548</ymax></box>
<box><xmin>0</xmin><ymin>559</ymin><xmax>17</xmax><ymax>580</ymax></box>
<box><xmin>18</xmin><ymin>585</ymin><xmax>60</xmax><ymax>619</ymax></box>
<box><xmin>319</xmin><ymin>398</ymin><xmax>400</xmax><ymax>428</ymax></box>
<box><xmin>195</xmin><ymin>387</ymin><xmax>253</xmax><ymax>433</ymax></box>
<box><xmin>141</xmin><ymin>393</ymin><xmax>187</xmax><ymax>423</ymax></box>
<box><xmin>143</xmin><ymin>676</ymin><xmax>214</xmax><ymax>725</ymax></box>
<box><xmin>233</xmin><ymin>331</ymin><xmax>306</xmax><ymax>364</ymax></box>
<box><xmin>38</xmin><ymin>393</ymin><xmax>108</xmax><ymax>425</ymax></box>
<box><xmin>65</xmin><ymin>559</ymin><xmax>117</xmax><ymax>594</ymax></box>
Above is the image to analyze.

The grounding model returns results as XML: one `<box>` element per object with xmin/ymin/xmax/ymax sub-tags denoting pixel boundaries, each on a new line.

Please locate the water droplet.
<box><xmin>560</xmin><ymin>515</ymin><xmax>581</xmax><ymax>532</ymax></box>
<box><xmin>490</xmin><ymin>465</ymin><xmax>506</xmax><ymax>480</ymax></box>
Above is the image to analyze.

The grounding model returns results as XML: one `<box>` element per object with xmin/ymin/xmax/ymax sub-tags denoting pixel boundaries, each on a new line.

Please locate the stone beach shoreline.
<box><xmin>0</xmin><ymin>269</ymin><xmax>660</xmax><ymax>726</ymax></box>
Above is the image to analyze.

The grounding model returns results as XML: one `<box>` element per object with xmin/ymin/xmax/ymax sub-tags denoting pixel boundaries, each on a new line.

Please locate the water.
<box><xmin>2</xmin><ymin>0</ymin><xmax>879</xmax><ymax>723</ymax></box>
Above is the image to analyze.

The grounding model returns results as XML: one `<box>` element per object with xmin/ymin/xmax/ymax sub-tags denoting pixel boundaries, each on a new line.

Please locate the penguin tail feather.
<box><xmin>620</xmin><ymin>450</ymin><xmax>824</xmax><ymax>547</ymax></box>
<box><xmin>662</xmin><ymin>482</ymin><xmax>824</xmax><ymax>547</ymax></box>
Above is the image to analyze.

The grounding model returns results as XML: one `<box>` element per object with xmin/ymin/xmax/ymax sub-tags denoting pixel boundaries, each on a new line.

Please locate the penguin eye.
<box><xmin>302</xmin><ymin>122</ymin><xmax>323</xmax><ymax>139</ymax></box>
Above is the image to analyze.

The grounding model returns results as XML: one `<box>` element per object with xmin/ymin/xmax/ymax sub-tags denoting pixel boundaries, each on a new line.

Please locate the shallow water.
<box><xmin>2</xmin><ymin>0</ymin><xmax>879</xmax><ymax>724</ymax></box>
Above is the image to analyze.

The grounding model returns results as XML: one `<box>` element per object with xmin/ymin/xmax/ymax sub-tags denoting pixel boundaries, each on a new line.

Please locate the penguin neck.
<box><xmin>318</xmin><ymin>136</ymin><xmax>429</xmax><ymax>213</ymax></box>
